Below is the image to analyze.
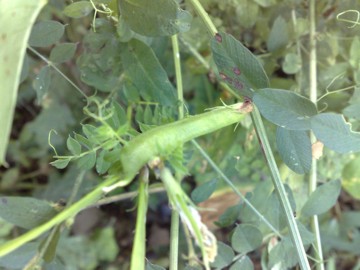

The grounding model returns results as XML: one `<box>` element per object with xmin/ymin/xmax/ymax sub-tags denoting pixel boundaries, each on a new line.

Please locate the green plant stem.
<box><xmin>130</xmin><ymin>167</ymin><xmax>149</xmax><ymax>270</ymax></box>
<box><xmin>188</xmin><ymin>0</ymin><xmax>310</xmax><ymax>268</ymax></box>
<box><xmin>0</xmin><ymin>176</ymin><xmax>119</xmax><ymax>257</ymax></box>
<box><xmin>309</xmin><ymin>0</ymin><xmax>325</xmax><ymax>269</ymax></box>
<box><xmin>169</xmin><ymin>34</ymin><xmax>185</xmax><ymax>270</ymax></box>
<box><xmin>191</xmin><ymin>140</ymin><xmax>282</xmax><ymax>238</ymax></box>
<box><xmin>250</xmin><ymin>108</ymin><xmax>310</xmax><ymax>270</ymax></box>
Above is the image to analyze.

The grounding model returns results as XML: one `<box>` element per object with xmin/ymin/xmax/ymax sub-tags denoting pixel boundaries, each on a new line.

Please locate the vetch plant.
<box><xmin>0</xmin><ymin>0</ymin><xmax>360</xmax><ymax>269</ymax></box>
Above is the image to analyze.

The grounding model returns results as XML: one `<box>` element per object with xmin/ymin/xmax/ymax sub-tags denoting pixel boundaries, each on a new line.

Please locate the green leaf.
<box><xmin>120</xmin><ymin>39</ymin><xmax>177</xmax><ymax>106</ymax></box>
<box><xmin>146</xmin><ymin>262</ymin><xmax>166</xmax><ymax>270</ymax></box>
<box><xmin>296</xmin><ymin>221</ymin><xmax>315</xmax><ymax>245</ymax></box>
<box><xmin>311</xmin><ymin>113</ymin><xmax>360</xmax><ymax>153</ymax></box>
<box><xmin>50</xmin><ymin>158</ymin><xmax>71</xmax><ymax>169</ymax></box>
<box><xmin>350</xmin><ymin>36</ymin><xmax>360</xmax><ymax>69</ymax></box>
<box><xmin>0</xmin><ymin>243</ymin><xmax>38</xmax><ymax>269</ymax></box>
<box><xmin>211</xmin><ymin>31</ymin><xmax>269</xmax><ymax>98</ymax></box>
<box><xmin>77</xmin><ymin>151</ymin><xmax>96</xmax><ymax>170</ymax></box>
<box><xmin>67</xmin><ymin>136</ymin><xmax>82</xmax><ymax>155</ymax></box>
<box><xmin>28</xmin><ymin>20</ymin><xmax>65</xmax><ymax>47</ymax></box>
<box><xmin>74</xmin><ymin>133</ymin><xmax>94</xmax><ymax>149</ymax></box>
<box><xmin>93</xmin><ymin>227</ymin><xmax>119</xmax><ymax>261</ymax></box>
<box><xmin>230</xmin><ymin>256</ymin><xmax>254</xmax><ymax>270</ymax></box>
<box><xmin>50</xmin><ymin>43</ymin><xmax>77</xmax><ymax>63</ymax></box>
<box><xmin>211</xmin><ymin>32</ymin><xmax>269</xmax><ymax>98</ymax></box>
<box><xmin>63</xmin><ymin>1</ymin><xmax>94</xmax><ymax>18</ymax></box>
<box><xmin>301</xmin><ymin>180</ymin><xmax>341</xmax><ymax>216</ymax></box>
<box><xmin>96</xmin><ymin>149</ymin><xmax>111</xmax><ymax>174</ymax></box>
<box><xmin>33</xmin><ymin>65</ymin><xmax>51</xmax><ymax>104</ymax></box>
<box><xmin>42</xmin><ymin>226</ymin><xmax>61</xmax><ymax>262</ymax></box>
<box><xmin>343</xmin><ymin>104</ymin><xmax>360</xmax><ymax>120</ymax></box>
<box><xmin>253</xmin><ymin>88</ymin><xmax>317</xmax><ymax>130</ymax></box>
<box><xmin>191</xmin><ymin>179</ymin><xmax>217</xmax><ymax>204</ymax></box>
<box><xmin>267</xmin><ymin>16</ymin><xmax>288</xmax><ymax>52</ymax></box>
<box><xmin>0</xmin><ymin>167</ymin><xmax>19</xmax><ymax>190</ymax></box>
<box><xmin>268</xmin><ymin>238</ymin><xmax>298</xmax><ymax>269</ymax></box>
<box><xmin>231</xmin><ymin>224</ymin><xmax>263</xmax><ymax>253</ymax></box>
<box><xmin>214</xmin><ymin>204</ymin><xmax>241</xmax><ymax>228</ymax></box>
<box><xmin>119</xmin><ymin>0</ymin><xmax>192</xmax><ymax>37</ymax></box>
<box><xmin>0</xmin><ymin>197</ymin><xmax>58</xmax><ymax>229</ymax></box>
<box><xmin>0</xmin><ymin>0</ymin><xmax>46</xmax><ymax>165</ymax></box>
<box><xmin>282</xmin><ymin>53</ymin><xmax>302</xmax><ymax>74</ymax></box>
<box><xmin>210</xmin><ymin>242</ymin><xmax>234</xmax><ymax>269</ymax></box>
<box><xmin>276</xmin><ymin>127</ymin><xmax>312</xmax><ymax>174</ymax></box>
<box><xmin>342</xmin><ymin>156</ymin><xmax>360</xmax><ymax>200</ymax></box>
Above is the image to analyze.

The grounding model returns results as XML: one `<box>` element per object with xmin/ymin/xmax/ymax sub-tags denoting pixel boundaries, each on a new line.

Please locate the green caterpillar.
<box><xmin>117</xmin><ymin>103</ymin><xmax>248</xmax><ymax>180</ymax></box>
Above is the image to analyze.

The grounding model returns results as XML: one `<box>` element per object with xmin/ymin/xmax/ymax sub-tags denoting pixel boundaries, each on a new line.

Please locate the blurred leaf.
<box><xmin>146</xmin><ymin>262</ymin><xmax>166</xmax><ymax>270</ymax></box>
<box><xmin>296</xmin><ymin>221</ymin><xmax>315</xmax><ymax>245</ymax></box>
<box><xmin>350</xmin><ymin>36</ymin><xmax>360</xmax><ymax>69</ymax></box>
<box><xmin>301</xmin><ymin>180</ymin><xmax>341</xmax><ymax>216</ymax></box>
<box><xmin>231</xmin><ymin>224</ymin><xmax>263</xmax><ymax>253</ymax></box>
<box><xmin>191</xmin><ymin>179</ymin><xmax>217</xmax><ymax>204</ymax></box>
<box><xmin>282</xmin><ymin>53</ymin><xmax>302</xmax><ymax>74</ymax></box>
<box><xmin>0</xmin><ymin>0</ymin><xmax>46</xmax><ymax>165</ymax></box>
<box><xmin>33</xmin><ymin>65</ymin><xmax>51</xmax><ymax>103</ymax></box>
<box><xmin>253</xmin><ymin>88</ymin><xmax>317</xmax><ymax>130</ymax></box>
<box><xmin>77</xmin><ymin>151</ymin><xmax>96</xmax><ymax>170</ymax></box>
<box><xmin>214</xmin><ymin>204</ymin><xmax>241</xmax><ymax>228</ymax></box>
<box><xmin>267</xmin><ymin>16</ymin><xmax>288</xmax><ymax>52</ymax></box>
<box><xmin>42</xmin><ymin>226</ymin><xmax>61</xmax><ymax>262</ymax></box>
<box><xmin>28</xmin><ymin>20</ymin><xmax>65</xmax><ymax>47</ymax></box>
<box><xmin>268</xmin><ymin>238</ymin><xmax>298</xmax><ymax>269</ymax></box>
<box><xmin>0</xmin><ymin>197</ymin><xmax>57</xmax><ymax>229</ymax></box>
<box><xmin>63</xmin><ymin>1</ymin><xmax>94</xmax><ymax>18</ymax></box>
<box><xmin>276</xmin><ymin>127</ymin><xmax>312</xmax><ymax>174</ymax></box>
<box><xmin>119</xmin><ymin>0</ymin><xmax>192</xmax><ymax>36</ymax></box>
<box><xmin>50</xmin><ymin>158</ymin><xmax>71</xmax><ymax>169</ymax></box>
<box><xmin>210</xmin><ymin>241</ymin><xmax>234</xmax><ymax>269</ymax></box>
<box><xmin>67</xmin><ymin>136</ymin><xmax>82</xmax><ymax>156</ymax></box>
<box><xmin>342</xmin><ymin>156</ymin><xmax>360</xmax><ymax>200</ymax></box>
<box><xmin>0</xmin><ymin>167</ymin><xmax>19</xmax><ymax>190</ymax></box>
<box><xmin>0</xmin><ymin>243</ymin><xmax>38</xmax><ymax>269</ymax></box>
<box><xmin>235</xmin><ymin>0</ymin><xmax>259</xmax><ymax>28</ymax></box>
<box><xmin>343</xmin><ymin>104</ymin><xmax>360</xmax><ymax>120</ymax></box>
<box><xmin>96</xmin><ymin>149</ymin><xmax>111</xmax><ymax>174</ymax></box>
<box><xmin>253</xmin><ymin>0</ymin><xmax>276</xmax><ymax>7</ymax></box>
<box><xmin>311</xmin><ymin>113</ymin><xmax>360</xmax><ymax>153</ymax></box>
<box><xmin>211</xmin><ymin>31</ymin><xmax>269</xmax><ymax>98</ymax></box>
<box><xmin>230</xmin><ymin>256</ymin><xmax>254</xmax><ymax>270</ymax></box>
<box><xmin>93</xmin><ymin>227</ymin><xmax>119</xmax><ymax>261</ymax></box>
<box><xmin>50</xmin><ymin>43</ymin><xmax>77</xmax><ymax>63</ymax></box>
<box><xmin>120</xmin><ymin>39</ymin><xmax>177</xmax><ymax>106</ymax></box>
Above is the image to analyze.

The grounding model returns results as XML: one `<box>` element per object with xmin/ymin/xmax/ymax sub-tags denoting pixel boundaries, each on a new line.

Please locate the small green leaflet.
<box><xmin>191</xmin><ymin>179</ymin><xmax>217</xmax><ymax>204</ymax></box>
<box><xmin>231</xmin><ymin>224</ymin><xmax>263</xmax><ymax>253</ymax></box>
<box><xmin>301</xmin><ymin>180</ymin><xmax>341</xmax><ymax>216</ymax></box>
<box><xmin>63</xmin><ymin>1</ymin><xmax>93</xmax><ymax>19</ymax></box>
<box><xmin>33</xmin><ymin>65</ymin><xmax>51</xmax><ymax>104</ymax></box>
<box><xmin>119</xmin><ymin>0</ymin><xmax>192</xmax><ymax>37</ymax></box>
<box><xmin>253</xmin><ymin>88</ymin><xmax>317</xmax><ymax>130</ymax></box>
<box><xmin>50</xmin><ymin>43</ymin><xmax>77</xmax><ymax>63</ymax></box>
<box><xmin>211</xmin><ymin>31</ymin><xmax>269</xmax><ymax>98</ymax></box>
<box><xmin>276</xmin><ymin>127</ymin><xmax>312</xmax><ymax>174</ymax></box>
<box><xmin>28</xmin><ymin>20</ymin><xmax>65</xmax><ymax>47</ymax></box>
<box><xmin>311</xmin><ymin>113</ymin><xmax>360</xmax><ymax>153</ymax></box>
<box><xmin>120</xmin><ymin>39</ymin><xmax>177</xmax><ymax>106</ymax></box>
<box><xmin>210</xmin><ymin>242</ymin><xmax>234</xmax><ymax>269</ymax></box>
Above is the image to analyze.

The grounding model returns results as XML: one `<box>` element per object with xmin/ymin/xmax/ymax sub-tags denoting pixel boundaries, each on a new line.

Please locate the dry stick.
<box><xmin>309</xmin><ymin>1</ymin><xmax>325</xmax><ymax>269</ymax></box>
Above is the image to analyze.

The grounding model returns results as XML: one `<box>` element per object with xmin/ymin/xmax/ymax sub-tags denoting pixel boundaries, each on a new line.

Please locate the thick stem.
<box><xmin>309</xmin><ymin>1</ymin><xmax>325</xmax><ymax>269</ymax></box>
